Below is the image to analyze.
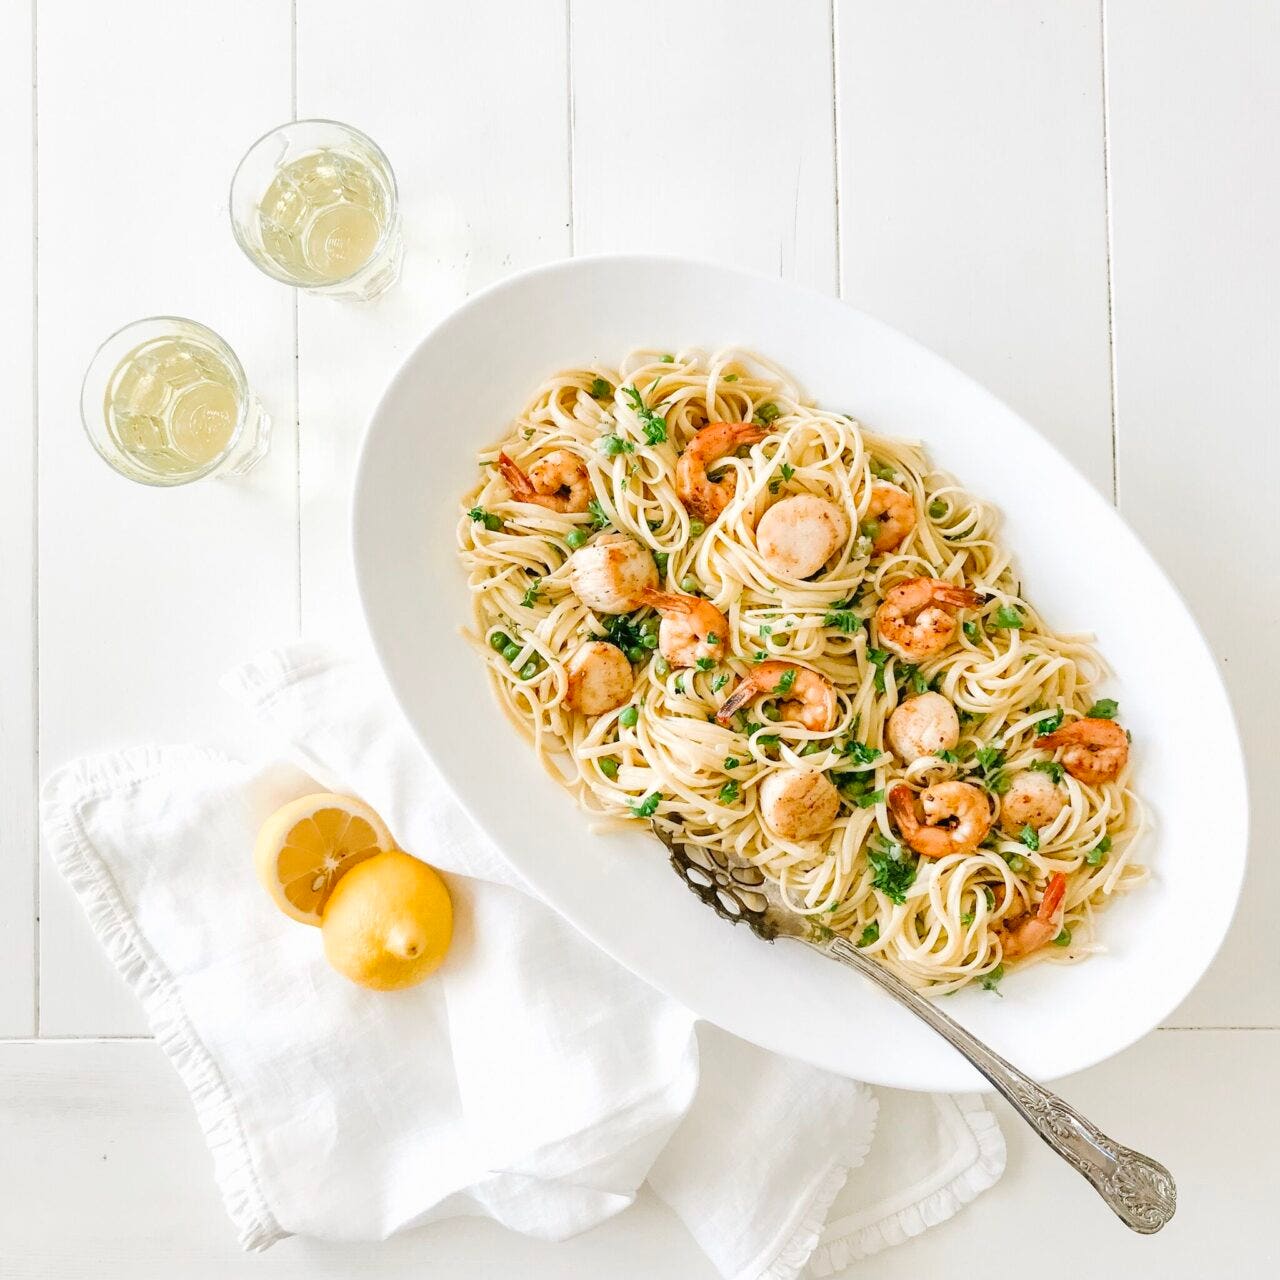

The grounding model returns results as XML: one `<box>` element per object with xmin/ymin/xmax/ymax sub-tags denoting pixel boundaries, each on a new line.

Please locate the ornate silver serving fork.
<box><xmin>656</xmin><ymin>824</ymin><xmax>1176</xmax><ymax>1234</ymax></box>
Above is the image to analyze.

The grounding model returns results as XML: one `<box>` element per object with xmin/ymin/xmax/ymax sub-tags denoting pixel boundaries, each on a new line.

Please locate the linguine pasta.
<box><xmin>458</xmin><ymin>349</ymin><xmax>1146</xmax><ymax>994</ymax></box>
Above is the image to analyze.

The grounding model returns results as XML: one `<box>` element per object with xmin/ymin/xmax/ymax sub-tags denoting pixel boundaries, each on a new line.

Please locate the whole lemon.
<box><xmin>321</xmin><ymin>850</ymin><xmax>453</xmax><ymax>991</ymax></box>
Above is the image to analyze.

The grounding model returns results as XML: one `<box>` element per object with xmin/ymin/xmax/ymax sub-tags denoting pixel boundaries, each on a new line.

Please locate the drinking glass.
<box><xmin>81</xmin><ymin>316</ymin><xmax>271</xmax><ymax>486</ymax></box>
<box><xmin>230</xmin><ymin>119</ymin><xmax>402</xmax><ymax>301</ymax></box>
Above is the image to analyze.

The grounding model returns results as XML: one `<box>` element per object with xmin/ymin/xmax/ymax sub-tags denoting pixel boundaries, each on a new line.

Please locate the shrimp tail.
<box><xmin>715</xmin><ymin>675</ymin><xmax>760</xmax><ymax>725</ymax></box>
<box><xmin>496</xmin><ymin>452</ymin><xmax>535</xmax><ymax>501</ymax></box>
<box><xmin>1039</xmin><ymin>871</ymin><xmax>1068</xmax><ymax>922</ymax></box>
<box><xmin>886</xmin><ymin>783</ymin><xmax>919</xmax><ymax>832</ymax></box>
<box><xmin>938</xmin><ymin>585</ymin><xmax>989</xmax><ymax>610</ymax></box>
<box><xmin>636</xmin><ymin>587</ymin><xmax>688</xmax><ymax>613</ymax></box>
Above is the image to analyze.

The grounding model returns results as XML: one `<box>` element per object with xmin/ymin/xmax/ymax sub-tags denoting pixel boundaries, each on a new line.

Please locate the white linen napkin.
<box><xmin>41</xmin><ymin>643</ymin><xmax>1003</xmax><ymax>1277</ymax></box>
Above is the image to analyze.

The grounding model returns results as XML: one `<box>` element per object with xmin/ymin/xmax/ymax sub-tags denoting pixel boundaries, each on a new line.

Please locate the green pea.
<box><xmin>640</xmin><ymin>616</ymin><xmax>660</xmax><ymax>637</ymax></box>
<box><xmin>689</xmin><ymin>519</ymin><xmax>706</xmax><ymax>537</ymax></box>
<box><xmin>654</xmin><ymin>551</ymin><xmax>670</xmax><ymax>574</ymax></box>
<box><xmin>653</xmin><ymin>655</ymin><xmax>671</xmax><ymax>677</ymax></box>
<box><xmin>1052</xmin><ymin>927</ymin><xmax>1072</xmax><ymax>947</ymax></box>
<box><xmin>501</xmin><ymin>642</ymin><xmax>522</xmax><ymax>663</ymax></box>
<box><xmin>928</xmin><ymin>499</ymin><xmax>947</xmax><ymax>519</ymax></box>
<box><xmin>599</xmin><ymin>757</ymin><xmax>619</xmax><ymax>780</ymax></box>
<box><xmin>680</xmin><ymin>575</ymin><xmax>699</xmax><ymax>594</ymax></box>
<box><xmin>762</xmin><ymin>704</ymin><xmax>781</xmax><ymax>722</ymax></box>
<box><xmin>519</xmin><ymin>661</ymin><xmax>538</xmax><ymax>679</ymax></box>
<box><xmin>641</xmin><ymin>634</ymin><xmax>659</xmax><ymax>649</ymax></box>
<box><xmin>800</xmin><ymin>740</ymin><xmax>824</xmax><ymax>756</ymax></box>
<box><xmin>489</xmin><ymin>631</ymin><xmax>511</xmax><ymax>652</ymax></box>
<box><xmin>626</xmin><ymin>646</ymin><xmax>645</xmax><ymax>664</ymax></box>
<box><xmin>566</xmin><ymin>528</ymin><xmax>587</xmax><ymax>549</ymax></box>
<box><xmin>1007</xmin><ymin>854</ymin><xmax>1027</xmax><ymax>874</ymax></box>
<box><xmin>619</xmin><ymin>705</ymin><xmax>640</xmax><ymax>728</ymax></box>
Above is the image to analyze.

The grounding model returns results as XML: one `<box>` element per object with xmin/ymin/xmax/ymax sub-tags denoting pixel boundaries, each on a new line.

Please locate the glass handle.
<box><xmin>815</xmin><ymin>935</ymin><xmax>1177</xmax><ymax>1234</ymax></box>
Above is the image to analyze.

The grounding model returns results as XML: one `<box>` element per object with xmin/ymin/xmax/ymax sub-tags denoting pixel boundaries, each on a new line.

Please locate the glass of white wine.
<box><xmin>230</xmin><ymin>119</ymin><xmax>402</xmax><ymax>301</ymax></box>
<box><xmin>81</xmin><ymin>317</ymin><xmax>271</xmax><ymax>486</ymax></box>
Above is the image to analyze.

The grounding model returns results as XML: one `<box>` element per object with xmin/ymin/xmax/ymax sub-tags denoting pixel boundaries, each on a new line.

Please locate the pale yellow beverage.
<box><xmin>256</xmin><ymin>149</ymin><xmax>390</xmax><ymax>286</ymax></box>
<box><xmin>232</xmin><ymin>120</ymin><xmax>401</xmax><ymax>300</ymax></box>
<box><xmin>104</xmin><ymin>335</ymin><xmax>241</xmax><ymax>478</ymax></box>
<box><xmin>82</xmin><ymin>317</ymin><xmax>269</xmax><ymax>486</ymax></box>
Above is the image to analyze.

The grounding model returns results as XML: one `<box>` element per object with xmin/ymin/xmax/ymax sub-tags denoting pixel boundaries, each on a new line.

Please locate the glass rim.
<box><xmin>80</xmin><ymin>314</ymin><xmax>251</xmax><ymax>488</ymax></box>
<box><xmin>228</xmin><ymin>117</ymin><xmax>401</xmax><ymax>290</ymax></box>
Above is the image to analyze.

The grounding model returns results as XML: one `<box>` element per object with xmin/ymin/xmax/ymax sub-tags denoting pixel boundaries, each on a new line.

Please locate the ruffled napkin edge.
<box><xmin>42</xmin><ymin>746</ymin><xmax>286</xmax><ymax>1252</ymax></box>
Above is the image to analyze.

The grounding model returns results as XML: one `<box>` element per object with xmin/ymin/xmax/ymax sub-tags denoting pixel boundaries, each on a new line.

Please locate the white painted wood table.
<box><xmin>3</xmin><ymin>2</ymin><xmax>1277</xmax><ymax>1274</ymax></box>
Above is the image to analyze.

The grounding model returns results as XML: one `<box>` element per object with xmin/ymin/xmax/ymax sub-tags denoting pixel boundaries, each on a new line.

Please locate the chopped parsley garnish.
<box><xmin>959</xmin><ymin>911</ymin><xmax>975</xmax><ymax>926</ymax></box>
<box><xmin>711</xmin><ymin>673</ymin><xmax>730</xmax><ymax>692</ymax></box>
<box><xmin>928</xmin><ymin>499</ymin><xmax>947</xmax><ymax>519</ymax></box>
<box><xmin>823</xmin><ymin>607</ymin><xmax>860</xmax><ymax>634</ymax></box>
<box><xmin>603</xmin><ymin>612</ymin><xmax>646</xmax><ymax>654</ymax></box>
<box><xmin>1036</xmin><ymin>706</ymin><xmax>1065</xmax><ymax>734</ymax></box>
<box><xmin>673</xmin><ymin>677</ymin><xmax>685</xmax><ymax>694</ymax></box>
<box><xmin>706</xmin><ymin>633</ymin><xmax>719</xmax><ymax>646</ymax></box>
<box><xmin>628</xmin><ymin>791</ymin><xmax>662</xmax><ymax>819</ymax></box>
<box><xmin>768</xmin><ymin>461</ymin><xmax>796</xmax><ymax>495</ymax></box>
<box><xmin>588</xmin><ymin>498</ymin><xmax>611</xmax><ymax>529</ymax></box>
<box><xmin>598</xmin><ymin>433</ymin><xmax>634</xmax><ymax>457</ymax></box>
<box><xmin>993</xmin><ymin>604</ymin><xmax>1024</xmax><ymax>630</ymax></box>
<box><xmin>520</xmin><ymin>578</ymin><xmax>542</xmax><ymax>608</ymax></box>
<box><xmin>723</xmin><ymin>756</ymin><xmax>739</xmax><ymax>770</ymax></box>
<box><xmin>841</xmin><ymin>739</ymin><xmax>880</xmax><ymax>765</ymax></box>
<box><xmin>855</xmin><ymin>788</ymin><xmax>885</xmax><ymax>809</ymax></box>
<box><xmin>753</xmin><ymin>402</ymin><xmax>781</xmax><ymax>425</ymax></box>
<box><xmin>974</xmin><ymin>746</ymin><xmax>1010</xmax><ymax>794</ymax></box>
<box><xmin>776</xmin><ymin>667</ymin><xmax>797</xmax><ymax>695</ymax></box>
<box><xmin>984</xmin><ymin>885</ymin><xmax>996</xmax><ymax>911</ymax></box>
<box><xmin>1030</xmin><ymin>758</ymin><xmax>1065</xmax><ymax>784</ymax></box>
<box><xmin>980</xmin><ymin>964</ymin><xmax>1005</xmax><ymax>994</ymax></box>
<box><xmin>866</xmin><ymin>647</ymin><xmax>891</xmax><ymax>693</ymax></box>
<box><xmin>1086</xmin><ymin>834</ymin><xmax>1111</xmax><ymax>866</ymax></box>
<box><xmin>866</xmin><ymin>841</ymin><xmax>917</xmax><ymax>905</ymax></box>
<box><xmin>896</xmin><ymin>663</ymin><xmax>929</xmax><ymax>695</ymax></box>
<box><xmin>937</xmin><ymin>748</ymin><xmax>959</xmax><ymax>764</ymax></box>
<box><xmin>467</xmin><ymin>506</ymin><xmax>502</xmax><ymax>532</ymax></box>
<box><xmin>622</xmin><ymin>384</ymin><xmax>668</xmax><ymax>446</ymax></box>
<box><xmin>1087</xmin><ymin>698</ymin><xmax>1119</xmax><ymax>719</ymax></box>
<box><xmin>1018</xmin><ymin>824</ymin><xmax>1040</xmax><ymax>851</ymax></box>
<box><xmin>754</xmin><ymin>650</ymin><xmax>767</xmax><ymax>663</ymax></box>
<box><xmin>857</xmin><ymin>921</ymin><xmax>880</xmax><ymax>948</ymax></box>
<box><xmin>589</xmin><ymin>377</ymin><xmax>613</xmax><ymax>399</ymax></box>
<box><xmin>962</xmin><ymin>619</ymin><xmax>981</xmax><ymax>643</ymax></box>
<box><xmin>694</xmin><ymin>656</ymin><xmax>715</xmax><ymax>671</ymax></box>
<box><xmin>718</xmin><ymin>780</ymin><xmax>740</xmax><ymax>804</ymax></box>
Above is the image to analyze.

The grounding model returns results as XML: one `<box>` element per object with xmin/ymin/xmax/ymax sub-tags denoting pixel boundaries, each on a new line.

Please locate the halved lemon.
<box><xmin>254</xmin><ymin>793</ymin><xmax>396</xmax><ymax>926</ymax></box>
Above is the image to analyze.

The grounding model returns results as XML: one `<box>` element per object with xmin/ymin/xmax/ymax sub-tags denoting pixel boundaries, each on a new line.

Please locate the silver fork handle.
<box><xmin>813</xmin><ymin>935</ymin><xmax>1176</xmax><ymax>1234</ymax></box>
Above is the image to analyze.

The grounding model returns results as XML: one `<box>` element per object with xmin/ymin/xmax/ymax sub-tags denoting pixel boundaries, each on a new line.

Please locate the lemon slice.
<box><xmin>254</xmin><ymin>793</ymin><xmax>396</xmax><ymax>926</ymax></box>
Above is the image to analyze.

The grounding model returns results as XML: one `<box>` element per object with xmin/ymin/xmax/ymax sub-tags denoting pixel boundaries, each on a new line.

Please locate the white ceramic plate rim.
<box><xmin>353</xmin><ymin>254</ymin><xmax>1247</xmax><ymax>1091</ymax></box>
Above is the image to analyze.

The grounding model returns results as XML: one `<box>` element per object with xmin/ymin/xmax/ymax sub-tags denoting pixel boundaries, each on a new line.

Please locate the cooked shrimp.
<box><xmin>874</xmin><ymin>577</ymin><xmax>987</xmax><ymax>661</ymax></box>
<box><xmin>997</xmin><ymin>872</ymin><xmax>1068</xmax><ymax>960</ymax></box>
<box><xmin>756</xmin><ymin>494</ymin><xmax>849</xmax><ymax>579</ymax></box>
<box><xmin>636</xmin><ymin>588</ymin><xmax>728</xmax><ymax>669</ymax></box>
<box><xmin>564</xmin><ymin>640</ymin><xmax>633</xmax><ymax>716</ymax></box>
<box><xmin>1036</xmin><ymin>717</ymin><xmax>1129</xmax><ymax>784</ymax></box>
<box><xmin>863</xmin><ymin>481</ymin><xmax>916</xmax><ymax>554</ymax></box>
<box><xmin>759</xmin><ymin>768</ymin><xmax>840</xmax><ymax>841</ymax></box>
<box><xmin>496</xmin><ymin>449</ymin><xmax>592</xmax><ymax>514</ymax></box>
<box><xmin>568</xmin><ymin>532</ymin><xmax>659</xmax><ymax>613</ymax></box>
<box><xmin>1000</xmin><ymin>768</ymin><xmax>1067</xmax><ymax>835</ymax></box>
<box><xmin>887</xmin><ymin>781</ymin><xmax>993</xmax><ymax>857</ymax></box>
<box><xmin>676</xmin><ymin>421</ymin><xmax>769</xmax><ymax>523</ymax></box>
<box><xmin>886</xmin><ymin>692</ymin><xmax>959</xmax><ymax>763</ymax></box>
<box><xmin>715</xmin><ymin>660</ymin><xmax>838</xmax><ymax>733</ymax></box>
